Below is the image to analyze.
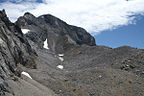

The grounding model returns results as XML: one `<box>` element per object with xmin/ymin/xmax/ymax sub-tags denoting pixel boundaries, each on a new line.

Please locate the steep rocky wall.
<box><xmin>0</xmin><ymin>10</ymin><xmax>38</xmax><ymax>95</ymax></box>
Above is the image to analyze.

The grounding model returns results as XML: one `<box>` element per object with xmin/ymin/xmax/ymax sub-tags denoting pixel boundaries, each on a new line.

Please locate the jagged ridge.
<box><xmin>16</xmin><ymin>12</ymin><xmax>95</xmax><ymax>53</ymax></box>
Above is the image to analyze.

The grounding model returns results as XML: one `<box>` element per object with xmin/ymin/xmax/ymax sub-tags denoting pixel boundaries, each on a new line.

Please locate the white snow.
<box><xmin>43</xmin><ymin>39</ymin><xmax>49</xmax><ymax>49</ymax></box>
<box><xmin>126</xmin><ymin>65</ymin><xmax>129</xmax><ymax>67</ymax></box>
<box><xmin>58</xmin><ymin>57</ymin><xmax>64</xmax><ymax>62</ymax></box>
<box><xmin>58</xmin><ymin>54</ymin><xmax>64</xmax><ymax>57</ymax></box>
<box><xmin>98</xmin><ymin>75</ymin><xmax>102</xmax><ymax>78</ymax></box>
<box><xmin>21</xmin><ymin>71</ymin><xmax>32</xmax><ymax>79</ymax></box>
<box><xmin>58</xmin><ymin>54</ymin><xmax>64</xmax><ymax>61</ymax></box>
<box><xmin>21</xmin><ymin>29</ymin><xmax>30</xmax><ymax>34</ymax></box>
<box><xmin>57</xmin><ymin>65</ymin><xmax>64</xmax><ymax>69</ymax></box>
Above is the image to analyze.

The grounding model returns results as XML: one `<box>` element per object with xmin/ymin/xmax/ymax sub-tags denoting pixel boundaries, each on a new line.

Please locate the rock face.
<box><xmin>0</xmin><ymin>9</ymin><xmax>37</xmax><ymax>74</ymax></box>
<box><xmin>0</xmin><ymin>10</ymin><xmax>56</xmax><ymax>96</ymax></box>
<box><xmin>0</xmin><ymin>10</ymin><xmax>144</xmax><ymax>96</ymax></box>
<box><xmin>0</xmin><ymin>9</ymin><xmax>35</xmax><ymax>95</ymax></box>
<box><xmin>16</xmin><ymin>12</ymin><xmax>95</xmax><ymax>53</ymax></box>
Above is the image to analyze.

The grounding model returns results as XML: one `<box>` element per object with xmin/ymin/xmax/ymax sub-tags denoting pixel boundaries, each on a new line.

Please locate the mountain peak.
<box><xmin>16</xmin><ymin>12</ymin><xmax>96</xmax><ymax>53</ymax></box>
<box><xmin>0</xmin><ymin>9</ymin><xmax>12</xmax><ymax>26</ymax></box>
<box><xmin>23</xmin><ymin>12</ymin><xmax>36</xmax><ymax>19</ymax></box>
<box><xmin>0</xmin><ymin>9</ymin><xmax>6</xmax><ymax>17</ymax></box>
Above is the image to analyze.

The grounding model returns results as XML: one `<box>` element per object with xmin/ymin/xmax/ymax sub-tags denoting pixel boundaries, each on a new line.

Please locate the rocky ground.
<box><xmin>0</xmin><ymin>9</ymin><xmax>144</xmax><ymax>96</ymax></box>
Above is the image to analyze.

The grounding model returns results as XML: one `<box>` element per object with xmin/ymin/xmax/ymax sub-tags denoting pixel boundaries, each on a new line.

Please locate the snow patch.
<box><xmin>21</xmin><ymin>71</ymin><xmax>32</xmax><ymax>79</ymax></box>
<box><xmin>58</xmin><ymin>54</ymin><xmax>64</xmax><ymax>61</ymax></box>
<box><xmin>58</xmin><ymin>57</ymin><xmax>64</xmax><ymax>62</ymax></box>
<box><xmin>21</xmin><ymin>29</ymin><xmax>30</xmax><ymax>34</ymax></box>
<box><xmin>57</xmin><ymin>65</ymin><xmax>64</xmax><ymax>69</ymax></box>
<box><xmin>58</xmin><ymin>54</ymin><xmax>64</xmax><ymax>57</ymax></box>
<box><xmin>43</xmin><ymin>39</ymin><xmax>49</xmax><ymax>49</ymax></box>
<box><xmin>126</xmin><ymin>65</ymin><xmax>129</xmax><ymax>67</ymax></box>
<box><xmin>98</xmin><ymin>75</ymin><xmax>102</xmax><ymax>78</ymax></box>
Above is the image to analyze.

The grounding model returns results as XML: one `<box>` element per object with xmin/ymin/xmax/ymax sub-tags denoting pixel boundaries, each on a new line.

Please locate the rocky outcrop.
<box><xmin>0</xmin><ymin>9</ymin><xmax>38</xmax><ymax>95</ymax></box>
<box><xmin>16</xmin><ymin>12</ymin><xmax>95</xmax><ymax>53</ymax></box>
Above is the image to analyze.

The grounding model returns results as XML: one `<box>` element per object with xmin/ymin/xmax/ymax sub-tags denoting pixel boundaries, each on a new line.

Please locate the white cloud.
<box><xmin>0</xmin><ymin>0</ymin><xmax>144</xmax><ymax>35</ymax></box>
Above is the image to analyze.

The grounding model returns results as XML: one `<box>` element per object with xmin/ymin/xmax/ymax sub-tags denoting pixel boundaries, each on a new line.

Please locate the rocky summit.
<box><xmin>0</xmin><ymin>9</ymin><xmax>144</xmax><ymax>96</ymax></box>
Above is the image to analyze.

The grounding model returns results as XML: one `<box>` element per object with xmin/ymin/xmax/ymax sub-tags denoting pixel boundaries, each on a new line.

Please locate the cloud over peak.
<box><xmin>0</xmin><ymin>0</ymin><xmax>144</xmax><ymax>35</ymax></box>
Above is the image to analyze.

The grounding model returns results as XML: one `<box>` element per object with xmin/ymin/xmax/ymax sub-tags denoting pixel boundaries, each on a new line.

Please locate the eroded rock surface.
<box><xmin>0</xmin><ymin>10</ymin><xmax>56</xmax><ymax>96</ymax></box>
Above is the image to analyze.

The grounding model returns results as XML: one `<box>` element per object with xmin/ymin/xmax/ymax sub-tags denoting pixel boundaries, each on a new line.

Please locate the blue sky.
<box><xmin>95</xmin><ymin>15</ymin><xmax>144</xmax><ymax>48</ymax></box>
<box><xmin>0</xmin><ymin>0</ymin><xmax>144</xmax><ymax>48</ymax></box>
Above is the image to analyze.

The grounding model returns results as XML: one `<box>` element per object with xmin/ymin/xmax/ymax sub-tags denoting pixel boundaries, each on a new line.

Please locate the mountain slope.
<box><xmin>0</xmin><ymin>10</ymin><xmax>144</xmax><ymax>96</ymax></box>
<box><xmin>0</xmin><ymin>10</ymin><xmax>56</xmax><ymax>96</ymax></box>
